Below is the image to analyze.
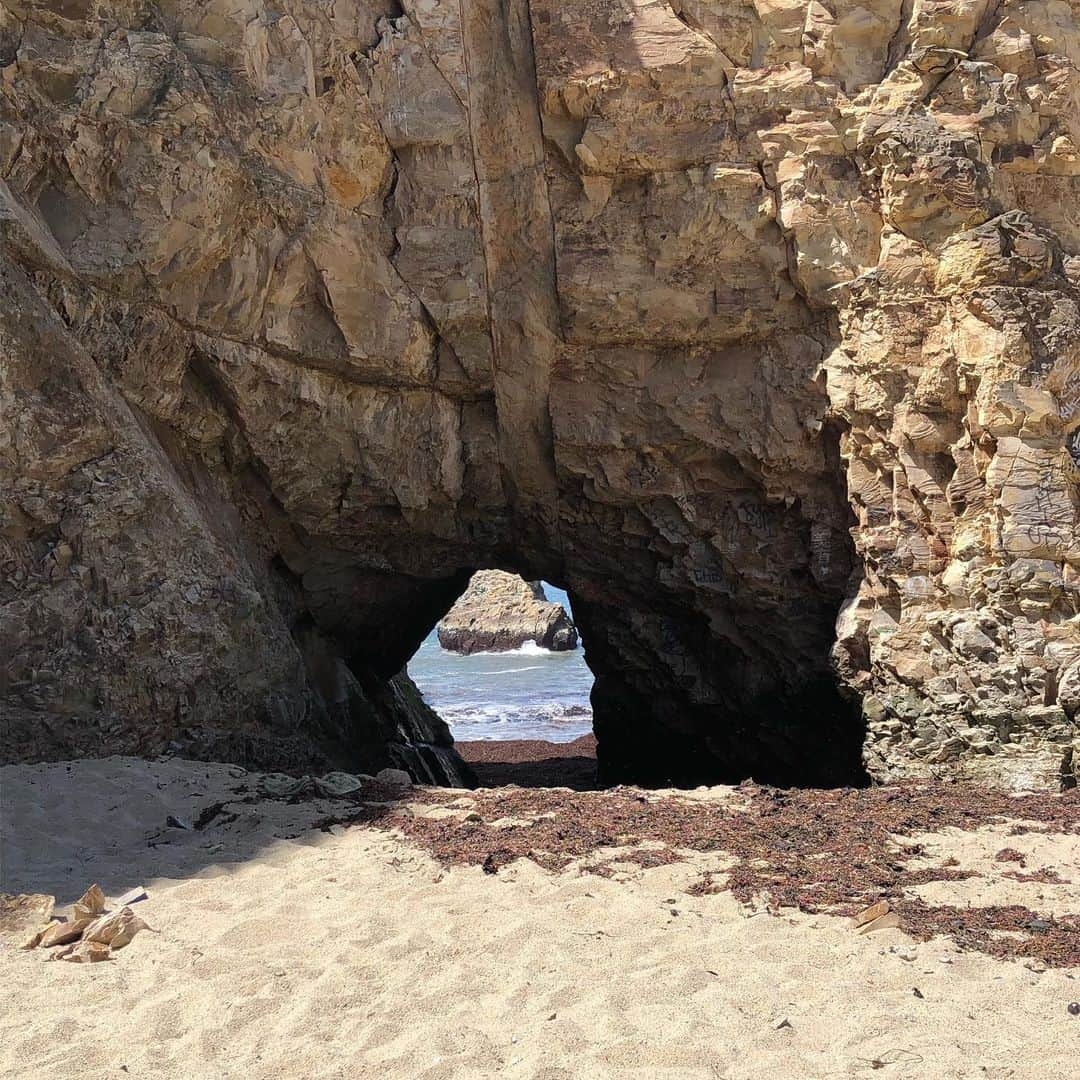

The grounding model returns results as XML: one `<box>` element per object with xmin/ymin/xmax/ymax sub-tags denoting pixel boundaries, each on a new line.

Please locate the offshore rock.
<box><xmin>2</xmin><ymin>1</ymin><xmax>1080</xmax><ymax>787</ymax></box>
<box><xmin>437</xmin><ymin>572</ymin><xmax>578</xmax><ymax>655</ymax></box>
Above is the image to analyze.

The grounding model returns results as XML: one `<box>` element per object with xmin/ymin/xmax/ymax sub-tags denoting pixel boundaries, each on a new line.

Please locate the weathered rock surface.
<box><xmin>2</xmin><ymin>0</ymin><xmax>1079</xmax><ymax>786</ymax></box>
<box><xmin>438</xmin><ymin>571</ymin><xmax>578</xmax><ymax>655</ymax></box>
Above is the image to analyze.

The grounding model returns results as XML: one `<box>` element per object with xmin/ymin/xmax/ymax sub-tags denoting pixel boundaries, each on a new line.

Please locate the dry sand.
<box><xmin>1</xmin><ymin>756</ymin><xmax>1077</xmax><ymax>1079</ymax></box>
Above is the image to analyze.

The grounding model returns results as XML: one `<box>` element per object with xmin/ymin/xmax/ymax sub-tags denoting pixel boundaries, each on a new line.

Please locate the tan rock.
<box><xmin>2</xmin><ymin>0</ymin><xmax>1080</xmax><ymax>789</ymax></box>
<box><xmin>857</xmin><ymin>912</ymin><xmax>902</xmax><ymax>935</ymax></box>
<box><xmin>72</xmin><ymin>883</ymin><xmax>106</xmax><ymax>922</ymax></box>
<box><xmin>438</xmin><ymin>572</ymin><xmax>578</xmax><ymax>655</ymax></box>
<box><xmin>81</xmin><ymin>907</ymin><xmax>151</xmax><ymax>950</ymax></box>
<box><xmin>53</xmin><ymin>940</ymin><xmax>113</xmax><ymax>964</ymax></box>
<box><xmin>38</xmin><ymin>918</ymin><xmax>93</xmax><ymax>949</ymax></box>
<box><xmin>1057</xmin><ymin>661</ymin><xmax>1080</xmax><ymax>720</ymax></box>
<box><xmin>853</xmin><ymin>899</ymin><xmax>890</xmax><ymax>928</ymax></box>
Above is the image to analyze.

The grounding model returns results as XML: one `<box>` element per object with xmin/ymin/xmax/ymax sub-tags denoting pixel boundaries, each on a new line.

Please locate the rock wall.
<box><xmin>437</xmin><ymin>571</ymin><xmax>578</xmax><ymax>654</ymax></box>
<box><xmin>1</xmin><ymin>0</ymin><xmax>1079</xmax><ymax>786</ymax></box>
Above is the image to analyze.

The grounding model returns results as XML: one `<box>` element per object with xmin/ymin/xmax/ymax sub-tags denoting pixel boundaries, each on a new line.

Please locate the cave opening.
<box><xmin>407</xmin><ymin>571</ymin><xmax>602</xmax><ymax>790</ymax></box>
<box><xmin>387</xmin><ymin>549</ymin><xmax>869</xmax><ymax>793</ymax></box>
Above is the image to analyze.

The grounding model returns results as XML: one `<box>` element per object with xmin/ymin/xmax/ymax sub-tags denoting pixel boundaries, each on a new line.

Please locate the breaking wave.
<box><xmin>408</xmin><ymin>621</ymin><xmax>594</xmax><ymax>742</ymax></box>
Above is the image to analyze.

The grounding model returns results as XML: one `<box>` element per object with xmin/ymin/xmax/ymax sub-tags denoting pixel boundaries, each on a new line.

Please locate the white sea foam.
<box><xmin>409</xmin><ymin>624</ymin><xmax>593</xmax><ymax>741</ymax></box>
<box><xmin>504</xmin><ymin>641</ymin><xmax>556</xmax><ymax>656</ymax></box>
<box><xmin>437</xmin><ymin>701</ymin><xmax>594</xmax><ymax>731</ymax></box>
<box><xmin>440</xmin><ymin>640</ymin><xmax>563</xmax><ymax>658</ymax></box>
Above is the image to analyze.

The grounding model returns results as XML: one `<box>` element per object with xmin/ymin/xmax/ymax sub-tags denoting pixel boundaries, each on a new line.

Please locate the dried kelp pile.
<box><xmin>385</xmin><ymin>781</ymin><xmax>1080</xmax><ymax>967</ymax></box>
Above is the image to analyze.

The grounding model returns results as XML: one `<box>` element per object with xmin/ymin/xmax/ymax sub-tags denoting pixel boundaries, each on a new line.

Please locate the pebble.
<box><xmin>1068</xmin><ymin>1002</ymin><xmax>1080</xmax><ymax>1017</ymax></box>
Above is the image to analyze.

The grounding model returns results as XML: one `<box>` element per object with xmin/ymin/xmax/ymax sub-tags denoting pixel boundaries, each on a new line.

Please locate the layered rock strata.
<box><xmin>437</xmin><ymin>571</ymin><xmax>578</xmax><ymax>655</ymax></box>
<box><xmin>2</xmin><ymin>0</ymin><xmax>1079</xmax><ymax>785</ymax></box>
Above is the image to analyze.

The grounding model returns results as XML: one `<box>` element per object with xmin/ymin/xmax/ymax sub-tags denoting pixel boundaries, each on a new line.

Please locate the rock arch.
<box><xmin>3</xmin><ymin>1</ymin><xmax>1079</xmax><ymax>786</ymax></box>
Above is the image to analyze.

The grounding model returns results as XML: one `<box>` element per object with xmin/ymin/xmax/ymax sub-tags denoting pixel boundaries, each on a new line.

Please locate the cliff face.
<box><xmin>2</xmin><ymin>0</ymin><xmax>1079</xmax><ymax>785</ymax></box>
<box><xmin>437</xmin><ymin>571</ymin><xmax>578</xmax><ymax>655</ymax></box>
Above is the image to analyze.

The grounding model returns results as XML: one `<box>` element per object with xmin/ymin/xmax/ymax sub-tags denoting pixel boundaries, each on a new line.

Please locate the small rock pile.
<box><xmin>18</xmin><ymin>884</ymin><xmax>153</xmax><ymax>964</ymax></box>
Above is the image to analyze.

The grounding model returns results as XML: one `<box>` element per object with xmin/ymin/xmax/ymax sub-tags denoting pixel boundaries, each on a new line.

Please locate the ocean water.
<box><xmin>407</xmin><ymin>584</ymin><xmax>595</xmax><ymax>742</ymax></box>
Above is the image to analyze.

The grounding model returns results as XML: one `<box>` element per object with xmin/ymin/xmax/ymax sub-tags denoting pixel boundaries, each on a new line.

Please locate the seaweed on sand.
<box><xmin>383</xmin><ymin>781</ymin><xmax>1080</xmax><ymax>966</ymax></box>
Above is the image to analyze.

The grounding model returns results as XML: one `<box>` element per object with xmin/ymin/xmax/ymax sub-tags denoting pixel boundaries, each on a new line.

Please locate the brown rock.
<box><xmin>38</xmin><ymin>918</ymin><xmax>93</xmax><ymax>949</ymax></box>
<box><xmin>853</xmin><ymin>900</ymin><xmax>891</xmax><ymax>928</ymax></box>
<box><xmin>437</xmin><ymin>572</ymin><xmax>578</xmax><ymax>655</ymax></box>
<box><xmin>72</xmin><ymin>884</ymin><xmax>107</xmax><ymax>922</ymax></box>
<box><xmin>82</xmin><ymin>907</ymin><xmax>151</xmax><ymax>950</ymax></box>
<box><xmin>2</xmin><ymin>0</ymin><xmax>1079</xmax><ymax>788</ymax></box>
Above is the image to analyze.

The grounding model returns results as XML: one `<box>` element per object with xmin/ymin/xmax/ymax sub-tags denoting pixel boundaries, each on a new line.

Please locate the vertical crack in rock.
<box><xmin>519</xmin><ymin>0</ymin><xmax>566</xmax><ymax>346</ymax></box>
<box><xmin>458</xmin><ymin>0</ymin><xmax>561</xmax><ymax>535</ymax></box>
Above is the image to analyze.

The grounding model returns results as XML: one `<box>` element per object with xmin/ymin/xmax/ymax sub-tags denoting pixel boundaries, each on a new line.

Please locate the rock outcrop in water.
<box><xmin>2</xmin><ymin>0</ymin><xmax>1080</xmax><ymax>786</ymax></box>
<box><xmin>437</xmin><ymin>572</ymin><xmax>578</xmax><ymax>655</ymax></box>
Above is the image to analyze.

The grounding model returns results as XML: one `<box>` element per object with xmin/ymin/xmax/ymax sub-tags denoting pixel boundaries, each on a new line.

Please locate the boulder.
<box><xmin>437</xmin><ymin>572</ymin><xmax>578</xmax><ymax>655</ymax></box>
<box><xmin>1057</xmin><ymin>662</ymin><xmax>1080</xmax><ymax>721</ymax></box>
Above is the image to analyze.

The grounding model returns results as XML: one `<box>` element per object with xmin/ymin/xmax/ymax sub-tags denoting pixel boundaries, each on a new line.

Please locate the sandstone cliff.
<box><xmin>2</xmin><ymin>0</ymin><xmax>1079</xmax><ymax>786</ymax></box>
<box><xmin>437</xmin><ymin>571</ymin><xmax>578</xmax><ymax>655</ymax></box>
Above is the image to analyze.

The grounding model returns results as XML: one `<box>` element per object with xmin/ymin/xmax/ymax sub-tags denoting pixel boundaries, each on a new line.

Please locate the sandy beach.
<box><xmin>2</xmin><ymin>751</ymin><xmax>1078</xmax><ymax>1079</ymax></box>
